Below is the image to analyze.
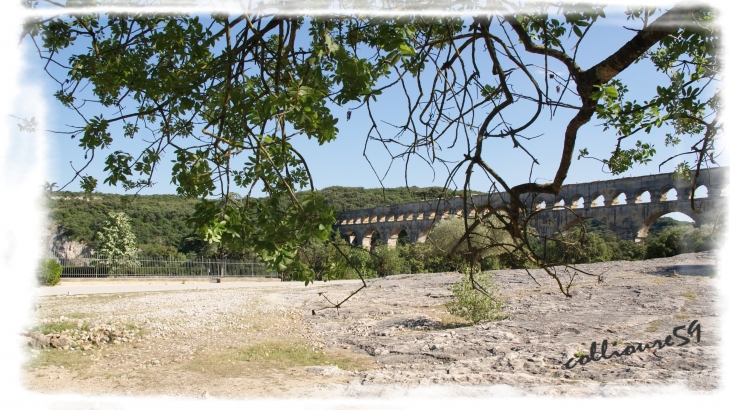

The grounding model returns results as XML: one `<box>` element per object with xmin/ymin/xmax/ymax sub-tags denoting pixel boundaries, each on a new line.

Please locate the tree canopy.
<box><xmin>23</xmin><ymin>1</ymin><xmax>721</xmax><ymax>296</ymax></box>
<box><xmin>96</xmin><ymin>211</ymin><xmax>138</xmax><ymax>260</ymax></box>
<box><xmin>46</xmin><ymin>185</ymin><xmax>463</xmax><ymax>258</ymax></box>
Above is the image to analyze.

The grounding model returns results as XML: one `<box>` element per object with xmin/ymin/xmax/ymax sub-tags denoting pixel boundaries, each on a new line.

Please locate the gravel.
<box><xmin>23</xmin><ymin>251</ymin><xmax>720</xmax><ymax>398</ymax></box>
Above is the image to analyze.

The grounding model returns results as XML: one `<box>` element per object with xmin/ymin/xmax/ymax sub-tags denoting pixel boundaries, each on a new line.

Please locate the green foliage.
<box><xmin>647</xmin><ymin>216</ymin><xmax>693</xmax><ymax>236</ymax></box>
<box><xmin>48</xmin><ymin>185</ymin><xmax>719</xmax><ymax>281</ymax></box>
<box><xmin>294</xmin><ymin>230</ymin><xmax>371</xmax><ymax>281</ymax></box>
<box><xmin>646</xmin><ymin>227</ymin><xmax>684</xmax><ymax>258</ymax></box>
<box><xmin>49</xmin><ymin>187</ymin><xmax>445</xmax><ymax>259</ymax></box>
<box><xmin>371</xmin><ymin>245</ymin><xmax>411</xmax><ymax>277</ymax></box>
<box><xmin>342</xmin><ymin>245</ymin><xmax>376</xmax><ymax>279</ymax></box>
<box><xmin>47</xmin><ymin>191</ymin><xmax>201</xmax><ymax>255</ymax></box>
<box><xmin>37</xmin><ymin>259</ymin><xmax>62</xmax><ymax>286</ymax></box>
<box><xmin>645</xmin><ymin>223</ymin><xmax>718</xmax><ymax>258</ymax></box>
<box><xmin>96</xmin><ymin>211</ymin><xmax>139</xmax><ymax>267</ymax></box>
<box><xmin>611</xmin><ymin>240</ymin><xmax>647</xmax><ymax>261</ymax></box>
<box><xmin>297</xmin><ymin>215</ymin><xmax>717</xmax><ymax>281</ymax></box>
<box><xmin>445</xmin><ymin>269</ymin><xmax>507</xmax><ymax>325</ymax></box>
<box><xmin>586</xmin><ymin>6</ymin><xmax>719</xmax><ymax>176</ymax></box>
<box><xmin>26</xmin><ymin>5</ymin><xmax>719</xmax><ymax>289</ymax></box>
<box><xmin>399</xmin><ymin>241</ymin><xmax>463</xmax><ymax>273</ymax></box>
<box><xmin>428</xmin><ymin>216</ymin><xmax>513</xmax><ymax>259</ymax></box>
<box><xmin>137</xmin><ymin>243</ymin><xmax>188</xmax><ymax>259</ymax></box>
<box><xmin>312</xmin><ymin>186</ymin><xmax>482</xmax><ymax>215</ymax></box>
<box><xmin>546</xmin><ymin>230</ymin><xmax>611</xmax><ymax>265</ymax></box>
<box><xmin>530</xmin><ymin>217</ymin><xmax>711</xmax><ymax>265</ymax></box>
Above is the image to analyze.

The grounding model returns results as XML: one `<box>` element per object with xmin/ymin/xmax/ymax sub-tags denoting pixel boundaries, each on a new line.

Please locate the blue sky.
<box><xmin>1</xmin><ymin>2</ymin><xmax>729</xmax><ymax>407</ymax></box>
<box><xmin>16</xmin><ymin>3</ymin><xmax>725</xmax><ymax>212</ymax></box>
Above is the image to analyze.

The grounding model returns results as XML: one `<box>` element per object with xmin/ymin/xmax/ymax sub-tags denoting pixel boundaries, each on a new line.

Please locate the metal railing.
<box><xmin>55</xmin><ymin>254</ymin><xmax>277</xmax><ymax>279</ymax></box>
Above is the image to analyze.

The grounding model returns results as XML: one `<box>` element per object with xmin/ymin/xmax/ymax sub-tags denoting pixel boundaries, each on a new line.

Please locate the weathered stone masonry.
<box><xmin>334</xmin><ymin>167</ymin><xmax>728</xmax><ymax>248</ymax></box>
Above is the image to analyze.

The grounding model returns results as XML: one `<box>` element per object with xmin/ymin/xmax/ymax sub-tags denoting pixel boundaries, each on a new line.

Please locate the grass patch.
<box><xmin>24</xmin><ymin>348</ymin><xmax>92</xmax><ymax>372</ymax></box>
<box><xmin>431</xmin><ymin>314</ymin><xmax>471</xmax><ymax>329</ymax></box>
<box><xmin>31</xmin><ymin>321</ymin><xmax>87</xmax><ymax>335</ymax></box>
<box><xmin>681</xmin><ymin>290</ymin><xmax>697</xmax><ymax>300</ymax></box>
<box><xmin>645</xmin><ymin>321</ymin><xmax>660</xmax><ymax>333</ymax></box>
<box><xmin>574</xmin><ymin>351</ymin><xmax>586</xmax><ymax>358</ymax></box>
<box><xmin>60</xmin><ymin>312</ymin><xmax>91</xmax><ymax>320</ymax></box>
<box><xmin>419</xmin><ymin>304</ymin><xmax>472</xmax><ymax>329</ymax></box>
<box><xmin>185</xmin><ymin>339</ymin><xmax>373</xmax><ymax>377</ymax></box>
<box><xmin>674</xmin><ymin>314</ymin><xmax>690</xmax><ymax>319</ymax></box>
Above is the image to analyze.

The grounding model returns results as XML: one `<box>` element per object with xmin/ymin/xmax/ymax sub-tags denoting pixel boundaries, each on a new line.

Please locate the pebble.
<box><xmin>27</xmin><ymin>252</ymin><xmax>720</xmax><ymax>396</ymax></box>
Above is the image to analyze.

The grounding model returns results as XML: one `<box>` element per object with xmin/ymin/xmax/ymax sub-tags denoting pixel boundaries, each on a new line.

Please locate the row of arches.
<box><xmin>534</xmin><ymin>185</ymin><xmax>712</xmax><ymax>210</ymax></box>
<box><xmin>341</xmin><ymin>208</ymin><xmax>710</xmax><ymax>249</ymax></box>
<box><xmin>341</xmin><ymin>226</ymin><xmax>432</xmax><ymax>250</ymax></box>
<box><xmin>550</xmin><ymin>210</ymin><xmax>706</xmax><ymax>242</ymax></box>
<box><xmin>338</xmin><ymin>208</ymin><xmax>467</xmax><ymax>226</ymax></box>
<box><xmin>337</xmin><ymin>184</ymin><xmax>725</xmax><ymax>226</ymax></box>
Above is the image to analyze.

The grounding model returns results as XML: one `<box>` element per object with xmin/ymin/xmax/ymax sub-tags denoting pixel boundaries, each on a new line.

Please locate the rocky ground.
<box><xmin>22</xmin><ymin>251</ymin><xmax>720</xmax><ymax>398</ymax></box>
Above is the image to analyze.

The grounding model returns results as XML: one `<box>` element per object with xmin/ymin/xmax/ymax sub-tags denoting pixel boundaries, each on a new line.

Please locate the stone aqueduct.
<box><xmin>334</xmin><ymin>167</ymin><xmax>727</xmax><ymax>249</ymax></box>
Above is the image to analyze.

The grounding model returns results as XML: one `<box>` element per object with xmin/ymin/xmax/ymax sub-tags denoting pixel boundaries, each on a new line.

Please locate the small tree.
<box><xmin>428</xmin><ymin>215</ymin><xmax>514</xmax><ymax>263</ymax></box>
<box><xmin>371</xmin><ymin>245</ymin><xmax>410</xmax><ymax>277</ymax></box>
<box><xmin>37</xmin><ymin>259</ymin><xmax>62</xmax><ymax>286</ymax></box>
<box><xmin>446</xmin><ymin>268</ymin><xmax>507</xmax><ymax>325</ymax></box>
<box><xmin>96</xmin><ymin>211</ymin><xmax>139</xmax><ymax>267</ymax></box>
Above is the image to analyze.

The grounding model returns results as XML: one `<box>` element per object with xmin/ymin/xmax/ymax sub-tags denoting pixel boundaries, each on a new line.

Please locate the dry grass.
<box><xmin>645</xmin><ymin>321</ymin><xmax>660</xmax><ymax>333</ymax></box>
<box><xmin>681</xmin><ymin>290</ymin><xmax>697</xmax><ymax>300</ymax></box>
<box><xmin>185</xmin><ymin>339</ymin><xmax>374</xmax><ymax>378</ymax></box>
<box><xmin>416</xmin><ymin>304</ymin><xmax>472</xmax><ymax>329</ymax></box>
<box><xmin>30</xmin><ymin>320</ymin><xmax>88</xmax><ymax>334</ymax></box>
<box><xmin>24</xmin><ymin>348</ymin><xmax>97</xmax><ymax>372</ymax></box>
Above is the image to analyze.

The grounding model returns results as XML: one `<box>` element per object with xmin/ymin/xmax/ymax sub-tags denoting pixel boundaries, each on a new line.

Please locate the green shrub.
<box><xmin>646</xmin><ymin>227</ymin><xmax>687</xmax><ymax>258</ymax></box>
<box><xmin>37</xmin><ymin>259</ymin><xmax>62</xmax><ymax>286</ymax></box>
<box><xmin>345</xmin><ymin>246</ymin><xmax>376</xmax><ymax>278</ymax></box>
<box><xmin>371</xmin><ymin>245</ymin><xmax>410</xmax><ymax>277</ymax></box>
<box><xmin>446</xmin><ymin>268</ymin><xmax>507</xmax><ymax>324</ymax></box>
<box><xmin>428</xmin><ymin>216</ymin><xmax>513</xmax><ymax>259</ymax></box>
<box><xmin>613</xmin><ymin>240</ymin><xmax>647</xmax><ymax>260</ymax></box>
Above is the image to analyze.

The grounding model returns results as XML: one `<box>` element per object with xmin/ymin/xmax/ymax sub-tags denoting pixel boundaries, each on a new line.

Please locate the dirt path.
<box><xmin>22</xmin><ymin>252</ymin><xmax>720</xmax><ymax>398</ymax></box>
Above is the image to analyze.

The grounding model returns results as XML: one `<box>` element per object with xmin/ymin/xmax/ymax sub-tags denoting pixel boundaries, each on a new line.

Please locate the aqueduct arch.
<box><xmin>334</xmin><ymin>167</ymin><xmax>726</xmax><ymax>247</ymax></box>
<box><xmin>635</xmin><ymin>210</ymin><xmax>697</xmax><ymax>240</ymax></box>
<box><xmin>361</xmin><ymin>228</ymin><xmax>383</xmax><ymax>250</ymax></box>
<box><xmin>341</xmin><ymin>230</ymin><xmax>358</xmax><ymax>246</ymax></box>
<box><xmin>387</xmin><ymin>227</ymin><xmax>409</xmax><ymax>247</ymax></box>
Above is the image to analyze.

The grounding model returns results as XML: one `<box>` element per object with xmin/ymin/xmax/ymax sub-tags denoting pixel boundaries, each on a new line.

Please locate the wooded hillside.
<box><xmin>47</xmin><ymin>186</ymin><xmax>462</xmax><ymax>255</ymax></box>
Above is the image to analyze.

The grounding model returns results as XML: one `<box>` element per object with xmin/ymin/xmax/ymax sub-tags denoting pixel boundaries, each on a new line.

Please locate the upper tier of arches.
<box><xmin>335</xmin><ymin>175</ymin><xmax>725</xmax><ymax>226</ymax></box>
<box><xmin>336</xmin><ymin>168</ymin><xmax>726</xmax><ymax>247</ymax></box>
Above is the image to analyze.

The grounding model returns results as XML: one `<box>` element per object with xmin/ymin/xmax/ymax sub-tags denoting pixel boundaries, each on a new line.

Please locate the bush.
<box><xmin>613</xmin><ymin>240</ymin><xmax>647</xmax><ymax>261</ymax></box>
<box><xmin>138</xmin><ymin>243</ymin><xmax>187</xmax><ymax>259</ymax></box>
<box><xmin>446</xmin><ymin>268</ymin><xmax>507</xmax><ymax>324</ymax></box>
<box><xmin>371</xmin><ymin>245</ymin><xmax>410</xmax><ymax>277</ymax></box>
<box><xmin>428</xmin><ymin>216</ymin><xmax>513</xmax><ymax>259</ymax></box>
<box><xmin>345</xmin><ymin>246</ymin><xmax>376</xmax><ymax>278</ymax></box>
<box><xmin>646</xmin><ymin>227</ymin><xmax>687</xmax><ymax>258</ymax></box>
<box><xmin>37</xmin><ymin>259</ymin><xmax>62</xmax><ymax>286</ymax></box>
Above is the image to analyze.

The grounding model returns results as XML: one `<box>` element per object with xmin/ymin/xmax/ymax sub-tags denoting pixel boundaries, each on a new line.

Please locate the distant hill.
<box><xmin>311</xmin><ymin>186</ymin><xmax>477</xmax><ymax>214</ymax></box>
<box><xmin>46</xmin><ymin>186</ymin><xmax>463</xmax><ymax>255</ymax></box>
<box><xmin>47</xmin><ymin>191</ymin><xmax>201</xmax><ymax>254</ymax></box>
